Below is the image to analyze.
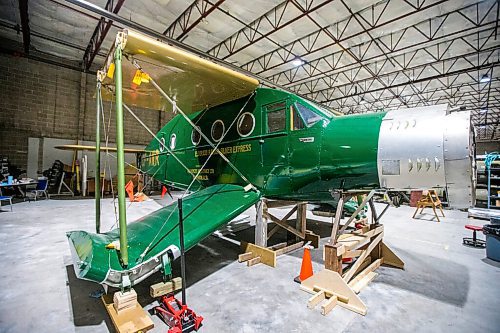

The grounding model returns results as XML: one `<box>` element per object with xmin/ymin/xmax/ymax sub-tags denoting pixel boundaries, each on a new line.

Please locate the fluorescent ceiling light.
<box><xmin>292</xmin><ymin>58</ymin><xmax>305</xmax><ymax>66</ymax></box>
<box><xmin>480</xmin><ymin>73</ymin><xmax>491</xmax><ymax>83</ymax></box>
<box><xmin>479</xmin><ymin>108</ymin><xmax>487</xmax><ymax>114</ymax></box>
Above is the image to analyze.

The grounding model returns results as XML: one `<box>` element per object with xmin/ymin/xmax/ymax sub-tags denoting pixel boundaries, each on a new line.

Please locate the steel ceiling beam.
<box><xmin>82</xmin><ymin>0</ymin><xmax>125</xmax><ymax>70</ymax></box>
<box><xmin>18</xmin><ymin>0</ymin><xmax>30</xmax><ymax>54</ymax></box>
<box><xmin>300</xmin><ymin>42</ymin><xmax>499</xmax><ymax>102</ymax></box>
<box><xmin>240</xmin><ymin>0</ymin><xmax>449</xmax><ymax>74</ymax></box>
<box><xmin>163</xmin><ymin>0</ymin><xmax>226</xmax><ymax>41</ymax></box>
<box><xmin>60</xmin><ymin>0</ymin><xmax>310</xmax><ymax>99</ymax></box>
<box><xmin>268</xmin><ymin>1</ymin><xmax>499</xmax><ymax>87</ymax></box>
<box><xmin>207</xmin><ymin>0</ymin><xmax>335</xmax><ymax>60</ymax></box>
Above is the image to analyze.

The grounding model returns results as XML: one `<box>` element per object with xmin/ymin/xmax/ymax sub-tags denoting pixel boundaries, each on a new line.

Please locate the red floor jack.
<box><xmin>155</xmin><ymin>198</ymin><xmax>203</xmax><ymax>333</ymax></box>
<box><xmin>155</xmin><ymin>295</ymin><xmax>203</xmax><ymax>333</ymax></box>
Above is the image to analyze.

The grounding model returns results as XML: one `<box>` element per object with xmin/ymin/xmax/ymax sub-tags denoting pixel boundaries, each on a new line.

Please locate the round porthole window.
<box><xmin>159</xmin><ymin>137</ymin><xmax>166</xmax><ymax>152</ymax></box>
<box><xmin>169</xmin><ymin>134</ymin><xmax>176</xmax><ymax>150</ymax></box>
<box><xmin>191</xmin><ymin>126</ymin><xmax>201</xmax><ymax>146</ymax></box>
<box><xmin>237</xmin><ymin>112</ymin><xmax>255</xmax><ymax>137</ymax></box>
<box><xmin>211</xmin><ymin>120</ymin><xmax>225</xmax><ymax>142</ymax></box>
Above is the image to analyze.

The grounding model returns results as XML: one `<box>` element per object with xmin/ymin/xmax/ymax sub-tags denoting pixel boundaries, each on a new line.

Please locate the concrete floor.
<box><xmin>0</xmin><ymin>195</ymin><xmax>499</xmax><ymax>333</ymax></box>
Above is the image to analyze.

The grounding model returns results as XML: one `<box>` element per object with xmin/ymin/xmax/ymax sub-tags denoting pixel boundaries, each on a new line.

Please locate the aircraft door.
<box><xmin>288</xmin><ymin>101</ymin><xmax>321</xmax><ymax>189</ymax></box>
<box><xmin>260</xmin><ymin>100</ymin><xmax>291</xmax><ymax>195</ymax></box>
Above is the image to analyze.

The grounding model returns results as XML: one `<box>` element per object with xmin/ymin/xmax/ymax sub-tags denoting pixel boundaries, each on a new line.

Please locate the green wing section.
<box><xmin>67</xmin><ymin>184</ymin><xmax>260</xmax><ymax>287</ymax></box>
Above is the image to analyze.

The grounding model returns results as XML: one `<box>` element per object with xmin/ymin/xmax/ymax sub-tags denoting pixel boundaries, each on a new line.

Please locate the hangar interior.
<box><xmin>0</xmin><ymin>0</ymin><xmax>499</xmax><ymax>332</ymax></box>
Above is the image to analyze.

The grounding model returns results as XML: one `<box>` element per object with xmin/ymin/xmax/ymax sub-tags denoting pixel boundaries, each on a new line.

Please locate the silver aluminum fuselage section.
<box><xmin>377</xmin><ymin>105</ymin><xmax>474</xmax><ymax>209</ymax></box>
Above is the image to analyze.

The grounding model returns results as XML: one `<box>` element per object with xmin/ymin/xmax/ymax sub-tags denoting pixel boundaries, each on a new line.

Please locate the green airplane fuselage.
<box><xmin>143</xmin><ymin>87</ymin><xmax>385</xmax><ymax>201</ymax></box>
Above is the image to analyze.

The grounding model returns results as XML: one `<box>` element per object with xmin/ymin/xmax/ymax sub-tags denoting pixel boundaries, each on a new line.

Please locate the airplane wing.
<box><xmin>100</xmin><ymin>29</ymin><xmax>260</xmax><ymax>114</ymax></box>
<box><xmin>54</xmin><ymin>144</ymin><xmax>145</xmax><ymax>154</ymax></box>
<box><xmin>67</xmin><ymin>184</ymin><xmax>260</xmax><ymax>287</ymax></box>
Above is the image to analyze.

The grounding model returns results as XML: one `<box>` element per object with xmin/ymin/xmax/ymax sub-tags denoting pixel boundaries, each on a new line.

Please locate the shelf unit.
<box><xmin>476</xmin><ymin>155</ymin><xmax>500</xmax><ymax>209</ymax></box>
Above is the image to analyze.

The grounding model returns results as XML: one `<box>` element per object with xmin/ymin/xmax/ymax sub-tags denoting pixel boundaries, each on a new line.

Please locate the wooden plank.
<box><xmin>305</xmin><ymin>231</ymin><xmax>320</xmax><ymax>249</ymax></box>
<box><xmin>343</xmin><ymin>232</ymin><xmax>383</xmax><ymax>283</ymax></box>
<box><xmin>307</xmin><ymin>290</ymin><xmax>325</xmax><ymax>309</ymax></box>
<box><xmin>343</xmin><ymin>249</ymin><xmax>364</xmax><ymax>258</ymax></box>
<box><xmin>265</xmin><ymin>211</ymin><xmax>304</xmax><ymax>239</ymax></box>
<box><xmin>238</xmin><ymin>252</ymin><xmax>253</xmax><ymax>263</ymax></box>
<box><xmin>267</xmin><ymin>224</ymin><xmax>281</xmax><ymax>240</ymax></box>
<box><xmin>350</xmin><ymin>272</ymin><xmax>378</xmax><ymax>294</ymax></box>
<box><xmin>275</xmin><ymin>241</ymin><xmax>303</xmax><ymax>256</ymax></box>
<box><xmin>321</xmin><ymin>296</ymin><xmax>338</xmax><ymax>316</ymax></box>
<box><xmin>150</xmin><ymin>277</ymin><xmax>183</xmax><ymax>298</ymax></box>
<box><xmin>102</xmin><ymin>294</ymin><xmax>154</xmax><ymax>333</ymax></box>
<box><xmin>348</xmin><ymin>259</ymin><xmax>382</xmax><ymax>289</ymax></box>
<box><xmin>241</xmin><ymin>242</ymin><xmax>277</xmax><ymax>267</ymax></box>
<box><xmin>330</xmin><ymin>196</ymin><xmax>345</xmax><ymax>241</ymax></box>
<box><xmin>297</xmin><ymin>203</ymin><xmax>307</xmax><ymax>236</ymax></box>
<box><xmin>266</xmin><ymin>200</ymin><xmax>305</xmax><ymax>208</ymax></box>
<box><xmin>300</xmin><ymin>269</ymin><xmax>367</xmax><ymax>315</ymax></box>
<box><xmin>268</xmin><ymin>242</ymin><xmax>287</xmax><ymax>251</ymax></box>
<box><xmin>339</xmin><ymin>190</ymin><xmax>376</xmax><ymax>235</ymax></box>
<box><xmin>247</xmin><ymin>256</ymin><xmax>261</xmax><ymax>266</ymax></box>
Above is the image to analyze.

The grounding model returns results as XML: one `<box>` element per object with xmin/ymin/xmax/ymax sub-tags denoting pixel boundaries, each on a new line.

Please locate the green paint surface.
<box><xmin>142</xmin><ymin>87</ymin><xmax>386</xmax><ymax>201</ymax></box>
<box><xmin>67</xmin><ymin>184</ymin><xmax>260</xmax><ymax>285</ymax></box>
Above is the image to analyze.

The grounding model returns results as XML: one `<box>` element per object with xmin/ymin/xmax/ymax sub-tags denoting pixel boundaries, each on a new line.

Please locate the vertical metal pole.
<box><xmin>114</xmin><ymin>46</ymin><xmax>128</xmax><ymax>267</ymax></box>
<box><xmin>178</xmin><ymin>198</ymin><xmax>187</xmax><ymax>305</ymax></box>
<box><xmin>95</xmin><ymin>81</ymin><xmax>101</xmax><ymax>234</ymax></box>
<box><xmin>487</xmin><ymin>166</ymin><xmax>491</xmax><ymax>209</ymax></box>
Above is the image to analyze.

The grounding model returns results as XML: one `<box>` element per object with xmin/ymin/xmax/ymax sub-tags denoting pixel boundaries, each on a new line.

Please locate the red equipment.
<box><xmin>154</xmin><ymin>295</ymin><xmax>203</xmax><ymax>333</ymax></box>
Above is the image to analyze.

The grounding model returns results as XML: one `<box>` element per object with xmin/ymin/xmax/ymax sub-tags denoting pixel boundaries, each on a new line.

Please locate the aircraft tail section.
<box><xmin>67</xmin><ymin>184</ymin><xmax>260</xmax><ymax>287</ymax></box>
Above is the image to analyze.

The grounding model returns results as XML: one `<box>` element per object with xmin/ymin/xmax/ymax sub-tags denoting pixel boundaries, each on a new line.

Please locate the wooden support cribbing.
<box><xmin>241</xmin><ymin>242</ymin><xmax>277</xmax><ymax>267</ymax></box>
<box><xmin>113</xmin><ymin>289</ymin><xmax>137</xmax><ymax>313</ymax></box>
<box><xmin>103</xmin><ymin>293</ymin><xmax>154</xmax><ymax>333</ymax></box>
<box><xmin>321</xmin><ymin>296</ymin><xmax>338</xmax><ymax>316</ymax></box>
<box><xmin>307</xmin><ymin>290</ymin><xmax>326</xmax><ymax>309</ymax></box>
<box><xmin>348</xmin><ymin>259</ymin><xmax>382</xmax><ymax>290</ymax></box>
<box><xmin>247</xmin><ymin>256</ymin><xmax>261</xmax><ymax>266</ymax></box>
<box><xmin>343</xmin><ymin>232</ymin><xmax>383</xmax><ymax>283</ymax></box>
<box><xmin>238</xmin><ymin>252</ymin><xmax>253</xmax><ymax>262</ymax></box>
<box><xmin>324</xmin><ymin>243</ymin><xmax>344</xmax><ymax>275</ymax></box>
<box><xmin>150</xmin><ymin>277</ymin><xmax>183</xmax><ymax>298</ymax></box>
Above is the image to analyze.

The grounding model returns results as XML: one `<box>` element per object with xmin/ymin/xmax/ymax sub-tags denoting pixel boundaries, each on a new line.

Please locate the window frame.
<box><xmin>237</xmin><ymin>112</ymin><xmax>256</xmax><ymax>137</ymax></box>
<box><xmin>211</xmin><ymin>119</ymin><xmax>225</xmax><ymax>142</ymax></box>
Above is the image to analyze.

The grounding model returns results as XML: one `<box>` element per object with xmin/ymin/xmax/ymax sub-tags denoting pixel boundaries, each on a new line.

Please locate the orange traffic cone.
<box><xmin>161</xmin><ymin>185</ymin><xmax>167</xmax><ymax>198</ymax></box>
<box><xmin>125</xmin><ymin>180</ymin><xmax>135</xmax><ymax>201</ymax></box>
<box><xmin>294</xmin><ymin>247</ymin><xmax>314</xmax><ymax>283</ymax></box>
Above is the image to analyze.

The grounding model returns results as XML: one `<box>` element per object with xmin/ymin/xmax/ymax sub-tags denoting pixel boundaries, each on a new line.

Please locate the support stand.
<box><xmin>301</xmin><ymin>190</ymin><xmax>404</xmax><ymax>316</ymax></box>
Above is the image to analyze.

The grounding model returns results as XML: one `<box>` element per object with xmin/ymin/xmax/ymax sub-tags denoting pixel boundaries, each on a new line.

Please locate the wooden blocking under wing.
<box><xmin>113</xmin><ymin>289</ymin><xmax>137</xmax><ymax>313</ymax></box>
<box><xmin>150</xmin><ymin>277</ymin><xmax>183</xmax><ymax>298</ymax></box>
<box><xmin>103</xmin><ymin>293</ymin><xmax>154</xmax><ymax>333</ymax></box>
<box><xmin>300</xmin><ymin>269</ymin><xmax>367</xmax><ymax>316</ymax></box>
<box><xmin>241</xmin><ymin>241</ymin><xmax>277</xmax><ymax>267</ymax></box>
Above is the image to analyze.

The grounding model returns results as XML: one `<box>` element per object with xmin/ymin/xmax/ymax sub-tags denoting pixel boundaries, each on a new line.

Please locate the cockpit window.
<box><xmin>291</xmin><ymin>106</ymin><xmax>305</xmax><ymax>130</ymax></box>
<box><xmin>293</xmin><ymin>102</ymin><xmax>323</xmax><ymax>127</ymax></box>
